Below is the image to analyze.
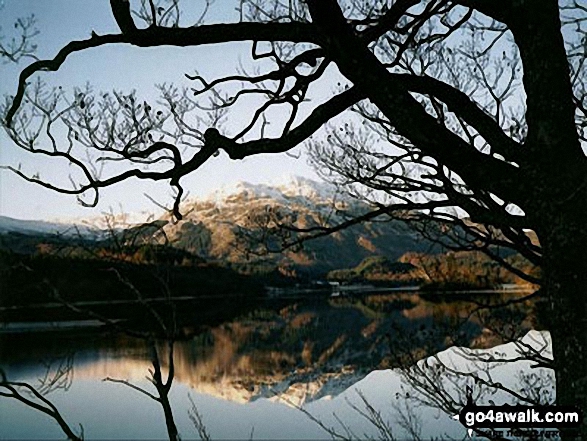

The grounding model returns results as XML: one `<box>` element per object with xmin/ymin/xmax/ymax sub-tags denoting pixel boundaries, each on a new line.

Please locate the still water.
<box><xmin>0</xmin><ymin>291</ymin><xmax>551</xmax><ymax>439</ymax></box>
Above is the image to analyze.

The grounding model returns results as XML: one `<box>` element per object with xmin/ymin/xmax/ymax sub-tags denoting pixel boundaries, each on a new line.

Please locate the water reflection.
<box><xmin>0</xmin><ymin>291</ymin><xmax>550</xmax><ymax>439</ymax></box>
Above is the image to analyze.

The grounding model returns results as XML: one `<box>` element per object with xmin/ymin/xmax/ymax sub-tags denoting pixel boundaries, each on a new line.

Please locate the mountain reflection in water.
<box><xmin>0</xmin><ymin>291</ymin><xmax>551</xmax><ymax>439</ymax></box>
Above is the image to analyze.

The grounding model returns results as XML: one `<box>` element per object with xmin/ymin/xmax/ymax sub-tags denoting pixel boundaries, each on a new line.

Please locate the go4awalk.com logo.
<box><xmin>453</xmin><ymin>405</ymin><xmax>582</xmax><ymax>437</ymax></box>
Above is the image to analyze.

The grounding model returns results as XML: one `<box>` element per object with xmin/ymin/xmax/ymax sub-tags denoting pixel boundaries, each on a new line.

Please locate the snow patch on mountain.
<box><xmin>198</xmin><ymin>176</ymin><xmax>341</xmax><ymax>207</ymax></box>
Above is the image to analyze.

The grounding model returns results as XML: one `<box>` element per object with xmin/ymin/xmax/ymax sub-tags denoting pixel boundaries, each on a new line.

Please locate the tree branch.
<box><xmin>110</xmin><ymin>0</ymin><xmax>138</xmax><ymax>34</ymax></box>
<box><xmin>5</xmin><ymin>22</ymin><xmax>320</xmax><ymax>127</ymax></box>
<box><xmin>203</xmin><ymin>86</ymin><xmax>365</xmax><ymax>160</ymax></box>
<box><xmin>453</xmin><ymin>0</ymin><xmax>512</xmax><ymax>24</ymax></box>
<box><xmin>0</xmin><ymin>369</ymin><xmax>83</xmax><ymax>441</ymax></box>
<box><xmin>103</xmin><ymin>377</ymin><xmax>161</xmax><ymax>402</ymax></box>
<box><xmin>393</xmin><ymin>73</ymin><xmax>521</xmax><ymax>162</ymax></box>
<box><xmin>306</xmin><ymin>0</ymin><xmax>525</xmax><ymax>206</ymax></box>
<box><xmin>358</xmin><ymin>0</ymin><xmax>420</xmax><ymax>42</ymax></box>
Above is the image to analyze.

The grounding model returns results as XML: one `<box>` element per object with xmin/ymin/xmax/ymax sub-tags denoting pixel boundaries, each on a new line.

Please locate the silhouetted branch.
<box><xmin>0</xmin><ymin>368</ymin><xmax>83</xmax><ymax>441</ymax></box>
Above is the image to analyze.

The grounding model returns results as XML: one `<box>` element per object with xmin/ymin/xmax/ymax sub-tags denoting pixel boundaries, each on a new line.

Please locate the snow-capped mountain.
<box><xmin>0</xmin><ymin>177</ymin><xmax>431</xmax><ymax>275</ymax></box>
<box><xmin>196</xmin><ymin>177</ymin><xmax>342</xmax><ymax>212</ymax></box>
<box><xmin>156</xmin><ymin>177</ymin><xmax>428</xmax><ymax>276</ymax></box>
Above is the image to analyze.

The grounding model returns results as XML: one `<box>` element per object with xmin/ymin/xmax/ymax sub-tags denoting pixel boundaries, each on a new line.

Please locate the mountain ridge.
<box><xmin>154</xmin><ymin>178</ymin><xmax>430</xmax><ymax>277</ymax></box>
<box><xmin>1</xmin><ymin>178</ymin><xmax>433</xmax><ymax>278</ymax></box>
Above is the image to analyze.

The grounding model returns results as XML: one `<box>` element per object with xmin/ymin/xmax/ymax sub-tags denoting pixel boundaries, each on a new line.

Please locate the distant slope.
<box><xmin>0</xmin><ymin>215</ymin><xmax>70</xmax><ymax>235</ymax></box>
<box><xmin>0</xmin><ymin>215</ymin><xmax>95</xmax><ymax>236</ymax></box>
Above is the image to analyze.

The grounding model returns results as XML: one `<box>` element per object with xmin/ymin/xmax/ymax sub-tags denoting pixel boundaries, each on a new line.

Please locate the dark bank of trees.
<box><xmin>1</xmin><ymin>0</ymin><xmax>586</xmax><ymax>436</ymax></box>
<box><xmin>0</xmin><ymin>247</ymin><xmax>264</xmax><ymax>316</ymax></box>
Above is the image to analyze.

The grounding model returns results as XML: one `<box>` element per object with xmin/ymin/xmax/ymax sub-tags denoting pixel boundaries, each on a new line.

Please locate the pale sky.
<box><xmin>0</xmin><ymin>0</ymin><xmax>325</xmax><ymax>222</ymax></box>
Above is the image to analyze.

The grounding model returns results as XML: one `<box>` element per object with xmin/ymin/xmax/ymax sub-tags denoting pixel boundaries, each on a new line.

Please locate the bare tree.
<box><xmin>0</xmin><ymin>296</ymin><xmax>182</xmax><ymax>441</ymax></box>
<box><xmin>48</xmin><ymin>273</ymin><xmax>184</xmax><ymax>441</ymax></box>
<box><xmin>1</xmin><ymin>0</ymin><xmax>586</xmax><ymax>436</ymax></box>
<box><xmin>0</xmin><ymin>222</ymin><xmax>184</xmax><ymax>441</ymax></box>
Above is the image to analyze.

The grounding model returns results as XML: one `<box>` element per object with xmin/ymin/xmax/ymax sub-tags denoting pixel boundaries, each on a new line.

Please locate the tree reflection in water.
<box><xmin>1</xmin><ymin>289</ymin><xmax>556</xmax><ymax>440</ymax></box>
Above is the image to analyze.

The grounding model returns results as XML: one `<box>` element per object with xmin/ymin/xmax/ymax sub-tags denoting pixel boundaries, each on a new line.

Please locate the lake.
<box><xmin>0</xmin><ymin>290</ymin><xmax>552</xmax><ymax>439</ymax></box>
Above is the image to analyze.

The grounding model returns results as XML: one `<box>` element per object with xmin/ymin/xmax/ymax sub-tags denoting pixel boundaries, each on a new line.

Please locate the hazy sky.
<box><xmin>0</xmin><ymin>0</ymin><xmax>325</xmax><ymax>221</ymax></box>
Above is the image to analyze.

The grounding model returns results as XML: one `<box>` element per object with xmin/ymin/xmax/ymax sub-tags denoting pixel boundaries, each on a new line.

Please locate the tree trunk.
<box><xmin>537</xmin><ymin>202</ymin><xmax>587</xmax><ymax>439</ymax></box>
<box><xmin>149</xmin><ymin>340</ymin><xmax>180</xmax><ymax>441</ymax></box>
<box><xmin>159</xmin><ymin>392</ymin><xmax>180</xmax><ymax>441</ymax></box>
